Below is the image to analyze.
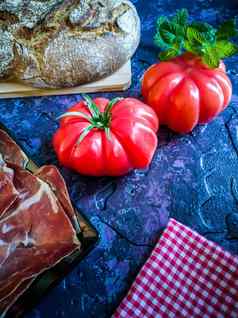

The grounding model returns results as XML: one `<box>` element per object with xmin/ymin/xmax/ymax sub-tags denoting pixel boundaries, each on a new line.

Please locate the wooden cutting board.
<box><xmin>0</xmin><ymin>61</ymin><xmax>131</xmax><ymax>99</ymax></box>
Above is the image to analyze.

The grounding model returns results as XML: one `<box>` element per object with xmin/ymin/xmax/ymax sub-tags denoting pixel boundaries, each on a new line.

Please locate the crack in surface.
<box><xmin>201</xmin><ymin>196</ymin><xmax>214</xmax><ymax>208</ymax></box>
<box><xmin>231</xmin><ymin>177</ymin><xmax>238</xmax><ymax>205</ymax></box>
<box><xmin>225</xmin><ymin>116</ymin><xmax>238</xmax><ymax>157</ymax></box>
<box><xmin>97</xmin><ymin>215</ymin><xmax>154</xmax><ymax>248</ymax></box>
<box><xmin>197</xmin><ymin>158</ymin><xmax>215</xmax><ymax>230</ymax></box>
<box><xmin>203</xmin><ymin>169</ymin><xmax>215</xmax><ymax>197</ymax></box>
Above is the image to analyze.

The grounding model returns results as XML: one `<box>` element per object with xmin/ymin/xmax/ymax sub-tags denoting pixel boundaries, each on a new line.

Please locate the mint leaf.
<box><xmin>159</xmin><ymin>48</ymin><xmax>178</xmax><ymax>61</ymax></box>
<box><xmin>202</xmin><ymin>54</ymin><xmax>220</xmax><ymax>68</ymax></box>
<box><xmin>188</xmin><ymin>22</ymin><xmax>216</xmax><ymax>43</ymax></box>
<box><xmin>187</xmin><ymin>26</ymin><xmax>205</xmax><ymax>44</ymax></box>
<box><xmin>201</xmin><ymin>40</ymin><xmax>238</xmax><ymax>68</ymax></box>
<box><xmin>172</xmin><ymin>9</ymin><xmax>188</xmax><ymax>26</ymax></box>
<box><xmin>154</xmin><ymin>14</ymin><xmax>186</xmax><ymax>54</ymax></box>
<box><xmin>216</xmin><ymin>18</ymin><xmax>237</xmax><ymax>40</ymax></box>
<box><xmin>160</xmin><ymin>28</ymin><xmax>176</xmax><ymax>45</ymax></box>
<box><xmin>184</xmin><ymin>40</ymin><xmax>200</xmax><ymax>55</ymax></box>
<box><xmin>215</xmin><ymin>40</ymin><xmax>238</xmax><ymax>58</ymax></box>
<box><xmin>154</xmin><ymin>17</ymin><xmax>171</xmax><ymax>49</ymax></box>
<box><xmin>170</xmin><ymin>23</ymin><xmax>186</xmax><ymax>41</ymax></box>
<box><xmin>154</xmin><ymin>10</ymin><xmax>238</xmax><ymax>68</ymax></box>
<box><xmin>154</xmin><ymin>32</ymin><xmax>168</xmax><ymax>49</ymax></box>
<box><xmin>202</xmin><ymin>45</ymin><xmax>220</xmax><ymax>68</ymax></box>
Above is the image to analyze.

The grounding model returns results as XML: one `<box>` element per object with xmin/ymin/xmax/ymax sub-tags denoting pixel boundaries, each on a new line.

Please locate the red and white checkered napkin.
<box><xmin>113</xmin><ymin>218</ymin><xmax>238</xmax><ymax>318</ymax></box>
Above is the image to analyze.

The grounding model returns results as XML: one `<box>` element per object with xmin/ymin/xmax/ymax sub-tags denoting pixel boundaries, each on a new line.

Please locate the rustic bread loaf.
<box><xmin>0</xmin><ymin>0</ymin><xmax>140</xmax><ymax>88</ymax></box>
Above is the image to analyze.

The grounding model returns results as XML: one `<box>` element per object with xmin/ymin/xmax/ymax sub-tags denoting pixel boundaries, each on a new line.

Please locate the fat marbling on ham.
<box><xmin>0</xmin><ymin>155</ymin><xmax>18</xmax><ymax>218</ymax></box>
<box><xmin>0</xmin><ymin>130</ymin><xmax>28</xmax><ymax>168</ymax></box>
<box><xmin>0</xmin><ymin>129</ymin><xmax>81</xmax><ymax>316</ymax></box>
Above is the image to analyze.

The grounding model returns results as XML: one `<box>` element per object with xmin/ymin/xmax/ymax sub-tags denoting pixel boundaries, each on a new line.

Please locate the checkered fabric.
<box><xmin>113</xmin><ymin>218</ymin><xmax>238</xmax><ymax>318</ymax></box>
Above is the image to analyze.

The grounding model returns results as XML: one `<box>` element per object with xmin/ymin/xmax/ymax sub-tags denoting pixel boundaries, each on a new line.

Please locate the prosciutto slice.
<box><xmin>35</xmin><ymin>165</ymin><xmax>81</xmax><ymax>233</ymax></box>
<box><xmin>0</xmin><ymin>128</ymin><xmax>82</xmax><ymax>315</ymax></box>
<box><xmin>0</xmin><ymin>129</ymin><xmax>28</xmax><ymax>168</ymax></box>
<box><xmin>0</xmin><ymin>158</ymin><xmax>18</xmax><ymax>218</ymax></box>
<box><xmin>0</xmin><ymin>165</ymin><xmax>80</xmax><ymax>303</ymax></box>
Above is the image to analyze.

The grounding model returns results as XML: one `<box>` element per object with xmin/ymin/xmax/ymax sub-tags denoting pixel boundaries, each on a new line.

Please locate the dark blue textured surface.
<box><xmin>1</xmin><ymin>1</ymin><xmax>238</xmax><ymax>317</ymax></box>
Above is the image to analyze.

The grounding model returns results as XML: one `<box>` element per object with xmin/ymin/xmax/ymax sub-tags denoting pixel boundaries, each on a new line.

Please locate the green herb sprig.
<box><xmin>154</xmin><ymin>9</ymin><xmax>238</xmax><ymax>68</ymax></box>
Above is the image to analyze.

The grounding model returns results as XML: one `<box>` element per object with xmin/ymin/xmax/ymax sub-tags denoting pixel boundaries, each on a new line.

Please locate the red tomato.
<box><xmin>53</xmin><ymin>96</ymin><xmax>159</xmax><ymax>176</ymax></box>
<box><xmin>142</xmin><ymin>53</ymin><xmax>232</xmax><ymax>133</ymax></box>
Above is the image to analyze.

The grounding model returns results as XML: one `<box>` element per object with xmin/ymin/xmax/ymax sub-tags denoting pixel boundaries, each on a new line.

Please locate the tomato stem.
<box><xmin>104</xmin><ymin>98</ymin><xmax>122</xmax><ymax>118</ymax></box>
<box><xmin>57</xmin><ymin>111</ymin><xmax>92</xmax><ymax>122</ymax></box>
<box><xmin>82</xmin><ymin>94</ymin><xmax>101</xmax><ymax>118</ymax></box>
<box><xmin>77</xmin><ymin>124</ymin><xmax>95</xmax><ymax>144</ymax></box>
<box><xmin>58</xmin><ymin>95</ymin><xmax>121</xmax><ymax>144</ymax></box>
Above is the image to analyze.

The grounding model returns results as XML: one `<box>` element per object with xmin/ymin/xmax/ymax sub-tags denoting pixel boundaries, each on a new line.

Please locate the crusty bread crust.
<box><xmin>0</xmin><ymin>0</ymin><xmax>140</xmax><ymax>88</ymax></box>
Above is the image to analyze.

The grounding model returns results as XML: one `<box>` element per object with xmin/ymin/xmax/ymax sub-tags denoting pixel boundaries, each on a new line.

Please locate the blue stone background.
<box><xmin>1</xmin><ymin>0</ymin><xmax>238</xmax><ymax>317</ymax></box>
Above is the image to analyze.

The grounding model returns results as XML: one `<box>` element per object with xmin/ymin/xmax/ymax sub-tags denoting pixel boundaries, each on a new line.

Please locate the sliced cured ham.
<box><xmin>0</xmin><ymin>130</ymin><xmax>28</xmax><ymax>168</ymax></box>
<box><xmin>35</xmin><ymin>165</ymin><xmax>81</xmax><ymax>233</ymax></box>
<box><xmin>0</xmin><ymin>157</ymin><xmax>18</xmax><ymax>218</ymax></box>
<box><xmin>0</xmin><ymin>165</ymin><xmax>80</xmax><ymax>303</ymax></box>
<box><xmin>0</xmin><ymin>129</ymin><xmax>82</xmax><ymax>316</ymax></box>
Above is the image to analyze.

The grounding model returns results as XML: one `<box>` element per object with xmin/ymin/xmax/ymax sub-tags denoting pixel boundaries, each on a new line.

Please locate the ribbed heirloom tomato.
<box><xmin>53</xmin><ymin>95</ymin><xmax>159</xmax><ymax>176</ymax></box>
<box><xmin>142</xmin><ymin>53</ymin><xmax>232</xmax><ymax>133</ymax></box>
